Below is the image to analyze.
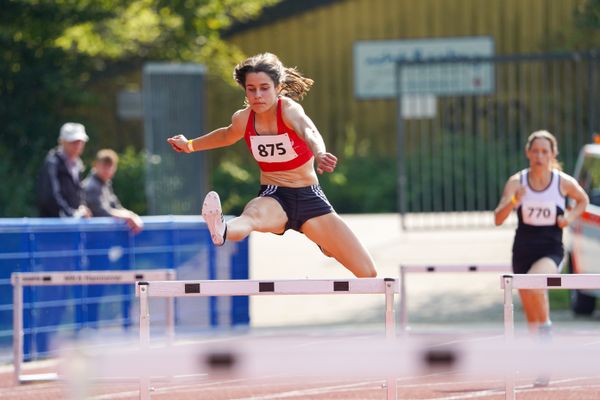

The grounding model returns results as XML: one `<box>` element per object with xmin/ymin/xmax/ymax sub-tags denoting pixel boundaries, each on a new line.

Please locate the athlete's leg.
<box><xmin>225</xmin><ymin>196</ymin><xmax>288</xmax><ymax>241</ymax></box>
<box><xmin>301</xmin><ymin>213</ymin><xmax>377</xmax><ymax>278</ymax></box>
<box><xmin>518</xmin><ymin>257</ymin><xmax>558</xmax><ymax>332</ymax></box>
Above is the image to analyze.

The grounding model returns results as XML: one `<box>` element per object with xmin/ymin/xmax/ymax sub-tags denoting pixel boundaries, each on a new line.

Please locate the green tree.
<box><xmin>0</xmin><ymin>0</ymin><xmax>279</xmax><ymax>217</ymax></box>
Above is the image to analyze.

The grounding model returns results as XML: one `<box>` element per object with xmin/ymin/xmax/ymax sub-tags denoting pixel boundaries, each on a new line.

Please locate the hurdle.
<box><xmin>501</xmin><ymin>273</ymin><xmax>600</xmax><ymax>400</ymax></box>
<box><xmin>137</xmin><ymin>277</ymin><xmax>398</xmax><ymax>400</ymax></box>
<box><xmin>11</xmin><ymin>269</ymin><xmax>176</xmax><ymax>384</ymax></box>
<box><xmin>399</xmin><ymin>264</ymin><xmax>510</xmax><ymax>331</ymax></box>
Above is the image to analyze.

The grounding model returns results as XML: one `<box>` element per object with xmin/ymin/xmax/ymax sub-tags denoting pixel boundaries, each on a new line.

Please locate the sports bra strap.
<box><xmin>276</xmin><ymin>98</ymin><xmax>285</xmax><ymax>133</ymax></box>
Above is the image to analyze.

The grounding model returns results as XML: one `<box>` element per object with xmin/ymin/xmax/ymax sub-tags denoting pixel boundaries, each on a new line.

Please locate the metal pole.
<box><xmin>503</xmin><ymin>275</ymin><xmax>516</xmax><ymax>400</ymax></box>
<box><xmin>398</xmin><ymin>266</ymin><xmax>408</xmax><ymax>333</ymax></box>
<box><xmin>138</xmin><ymin>282</ymin><xmax>150</xmax><ymax>400</ymax></box>
<box><xmin>12</xmin><ymin>273</ymin><xmax>23</xmax><ymax>385</ymax></box>
<box><xmin>166</xmin><ymin>271</ymin><xmax>176</xmax><ymax>343</ymax></box>
<box><xmin>396</xmin><ymin>61</ymin><xmax>407</xmax><ymax>231</ymax></box>
<box><xmin>384</xmin><ymin>278</ymin><xmax>397</xmax><ymax>400</ymax></box>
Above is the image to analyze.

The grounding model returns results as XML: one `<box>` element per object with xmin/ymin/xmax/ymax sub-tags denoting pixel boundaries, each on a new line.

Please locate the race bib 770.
<box><xmin>250</xmin><ymin>133</ymin><xmax>298</xmax><ymax>163</ymax></box>
<box><xmin>521</xmin><ymin>201</ymin><xmax>557</xmax><ymax>226</ymax></box>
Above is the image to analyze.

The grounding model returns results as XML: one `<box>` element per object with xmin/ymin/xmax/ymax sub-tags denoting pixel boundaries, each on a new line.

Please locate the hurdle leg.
<box><xmin>138</xmin><ymin>283</ymin><xmax>151</xmax><ymax>400</ymax></box>
<box><xmin>12</xmin><ymin>274</ymin><xmax>23</xmax><ymax>385</ymax></box>
<box><xmin>166</xmin><ymin>271</ymin><xmax>176</xmax><ymax>344</ymax></box>
<box><xmin>384</xmin><ymin>278</ymin><xmax>397</xmax><ymax>400</ymax></box>
<box><xmin>398</xmin><ymin>266</ymin><xmax>408</xmax><ymax>333</ymax></box>
<box><xmin>503</xmin><ymin>275</ymin><xmax>516</xmax><ymax>400</ymax></box>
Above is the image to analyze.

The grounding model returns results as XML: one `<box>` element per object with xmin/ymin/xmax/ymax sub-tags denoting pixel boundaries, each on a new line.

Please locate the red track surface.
<box><xmin>2</xmin><ymin>359</ymin><xmax>600</xmax><ymax>399</ymax></box>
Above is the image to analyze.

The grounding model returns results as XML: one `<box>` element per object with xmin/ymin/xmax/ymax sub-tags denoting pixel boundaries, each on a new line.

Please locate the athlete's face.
<box><xmin>527</xmin><ymin>138</ymin><xmax>555</xmax><ymax>168</ymax></box>
<box><xmin>245</xmin><ymin>72</ymin><xmax>280</xmax><ymax>113</ymax></box>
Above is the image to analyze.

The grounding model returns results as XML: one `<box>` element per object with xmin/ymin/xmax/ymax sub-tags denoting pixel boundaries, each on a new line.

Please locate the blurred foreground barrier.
<box><xmin>74</xmin><ymin>333</ymin><xmax>600</xmax><ymax>400</ymax></box>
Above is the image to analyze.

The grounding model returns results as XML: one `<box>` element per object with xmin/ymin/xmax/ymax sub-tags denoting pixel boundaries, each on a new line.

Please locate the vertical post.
<box><xmin>396</xmin><ymin>61</ymin><xmax>407</xmax><ymax>231</ymax></box>
<box><xmin>166</xmin><ymin>272</ymin><xmax>176</xmax><ymax>343</ymax></box>
<box><xmin>138</xmin><ymin>282</ymin><xmax>150</xmax><ymax>400</ymax></box>
<box><xmin>503</xmin><ymin>275</ymin><xmax>516</xmax><ymax>400</ymax></box>
<box><xmin>12</xmin><ymin>273</ymin><xmax>23</xmax><ymax>385</ymax></box>
<box><xmin>384</xmin><ymin>278</ymin><xmax>396</xmax><ymax>400</ymax></box>
<box><xmin>398</xmin><ymin>266</ymin><xmax>408</xmax><ymax>333</ymax></box>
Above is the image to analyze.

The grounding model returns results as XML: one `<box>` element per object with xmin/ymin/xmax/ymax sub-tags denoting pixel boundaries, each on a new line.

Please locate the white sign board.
<box><xmin>353</xmin><ymin>36</ymin><xmax>495</xmax><ymax>99</ymax></box>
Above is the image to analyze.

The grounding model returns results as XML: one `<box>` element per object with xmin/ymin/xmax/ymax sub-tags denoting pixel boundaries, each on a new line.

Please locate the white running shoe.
<box><xmin>202</xmin><ymin>191</ymin><xmax>226</xmax><ymax>246</ymax></box>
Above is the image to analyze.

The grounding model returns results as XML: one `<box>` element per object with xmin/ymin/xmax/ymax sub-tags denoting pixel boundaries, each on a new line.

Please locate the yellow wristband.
<box><xmin>511</xmin><ymin>195</ymin><xmax>518</xmax><ymax>206</ymax></box>
<box><xmin>186</xmin><ymin>139</ymin><xmax>194</xmax><ymax>152</ymax></box>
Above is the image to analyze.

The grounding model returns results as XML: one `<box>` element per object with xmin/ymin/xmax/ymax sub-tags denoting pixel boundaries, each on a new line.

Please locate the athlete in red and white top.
<box><xmin>167</xmin><ymin>52</ymin><xmax>376</xmax><ymax>278</ymax></box>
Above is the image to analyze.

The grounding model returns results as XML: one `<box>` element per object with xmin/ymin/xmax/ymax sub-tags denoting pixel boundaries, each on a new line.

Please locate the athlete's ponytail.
<box><xmin>233</xmin><ymin>53</ymin><xmax>314</xmax><ymax>101</ymax></box>
<box><xmin>526</xmin><ymin>130</ymin><xmax>563</xmax><ymax>171</ymax></box>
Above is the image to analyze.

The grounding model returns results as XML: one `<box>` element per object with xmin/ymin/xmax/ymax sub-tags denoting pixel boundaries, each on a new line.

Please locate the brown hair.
<box><xmin>95</xmin><ymin>149</ymin><xmax>119</xmax><ymax>166</ymax></box>
<box><xmin>525</xmin><ymin>130</ymin><xmax>562</xmax><ymax>171</ymax></box>
<box><xmin>233</xmin><ymin>53</ymin><xmax>314</xmax><ymax>101</ymax></box>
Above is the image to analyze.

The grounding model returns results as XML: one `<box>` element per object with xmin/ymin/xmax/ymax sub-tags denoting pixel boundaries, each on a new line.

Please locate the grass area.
<box><xmin>549</xmin><ymin>289</ymin><xmax>570</xmax><ymax>310</ymax></box>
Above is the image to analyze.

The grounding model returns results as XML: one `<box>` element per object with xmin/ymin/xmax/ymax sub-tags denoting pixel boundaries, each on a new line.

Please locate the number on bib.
<box><xmin>250</xmin><ymin>133</ymin><xmax>298</xmax><ymax>163</ymax></box>
<box><xmin>521</xmin><ymin>201</ymin><xmax>557</xmax><ymax>226</ymax></box>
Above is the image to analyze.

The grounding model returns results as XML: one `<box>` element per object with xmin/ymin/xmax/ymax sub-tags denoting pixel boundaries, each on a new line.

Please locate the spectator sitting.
<box><xmin>83</xmin><ymin>149</ymin><xmax>144</xmax><ymax>234</ymax></box>
<box><xmin>37</xmin><ymin>122</ymin><xmax>92</xmax><ymax>218</ymax></box>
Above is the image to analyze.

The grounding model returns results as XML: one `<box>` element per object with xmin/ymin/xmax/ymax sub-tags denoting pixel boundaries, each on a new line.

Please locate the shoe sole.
<box><xmin>202</xmin><ymin>191</ymin><xmax>224</xmax><ymax>246</ymax></box>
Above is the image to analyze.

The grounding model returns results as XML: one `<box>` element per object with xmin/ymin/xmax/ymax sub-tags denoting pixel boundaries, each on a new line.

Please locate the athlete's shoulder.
<box><xmin>232</xmin><ymin>107</ymin><xmax>251</xmax><ymax>121</ymax></box>
<box><xmin>508</xmin><ymin>170</ymin><xmax>524</xmax><ymax>183</ymax></box>
<box><xmin>279</xmin><ymin>96</ymin><xmax>303</xmax><ymax>113</ymax></box>
<box><xmin>232</xmin><ymin>107</ymin><xmax>251</xmax><ymax>124</ymax></box>
<box><xmin>557</xmin><ymin>170</ymin><xmax>578</xmax><ymax>186</ymax></box>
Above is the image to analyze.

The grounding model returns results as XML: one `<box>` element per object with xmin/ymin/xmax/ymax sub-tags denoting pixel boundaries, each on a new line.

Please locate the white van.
<box><xmin>568</xmin><ymin>142</ymin><xmax>600</xmax><ymax>315</ymax></box>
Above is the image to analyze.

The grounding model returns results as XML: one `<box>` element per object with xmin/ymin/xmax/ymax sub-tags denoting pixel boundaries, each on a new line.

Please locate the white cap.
<box><xmin>59</xmin><ymin>122</ymin><xmax>89</xmax><ymax>142</ymax></box>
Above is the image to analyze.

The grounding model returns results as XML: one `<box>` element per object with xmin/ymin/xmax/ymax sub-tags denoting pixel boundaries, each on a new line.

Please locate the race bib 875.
<box><xmin>250</xmin><ymin>133</ymin><xmax>298</xmax><ymax>163</ymax></box>
<box><xmin>521</xmin><ymin>201</ymin><xmax>557</xmax><ymax>226</ymax></box>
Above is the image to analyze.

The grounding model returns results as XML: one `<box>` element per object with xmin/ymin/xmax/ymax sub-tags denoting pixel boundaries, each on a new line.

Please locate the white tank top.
<box><xmin>519</xmin><ymin>169</ymin><xmax>565</xmax><ymax>226</ymax></box>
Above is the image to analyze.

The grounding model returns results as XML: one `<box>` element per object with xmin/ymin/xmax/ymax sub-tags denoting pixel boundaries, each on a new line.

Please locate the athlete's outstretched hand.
<box><xmin>167</xmin><ymin>134</ymin><xmax>191</xmax><ymax>153</ymax></box>
<box><xmin>315</xmin><ymin>152</ymin><xmax>337</xmax><ymax>174</ymax></box>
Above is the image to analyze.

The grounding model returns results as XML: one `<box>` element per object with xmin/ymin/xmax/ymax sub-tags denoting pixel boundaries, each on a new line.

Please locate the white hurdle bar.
<box><xmin>399</xmin><ymin>264</ymin><xmax>510</xmax><ymax>331</ymax></box>
<box><xmin>137</xmin><ymin>277</ymin><xmax>399</xmax><ymax>400</ymax></box>
<box><xmin>11</xmin><ymin>269</ymin><xmax>176</xmax><ymax>384</ymax></box>
<box><xmin>501</xmin><ymin>273</ymin><xmax>600</xmax><ymax>400</ymax></box>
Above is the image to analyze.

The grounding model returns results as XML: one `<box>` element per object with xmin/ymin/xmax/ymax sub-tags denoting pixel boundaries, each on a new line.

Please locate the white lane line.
<box><xmin>228</xmin><ymin>380</ymin><xmax>381</xmax><ymax>400</ymax></box>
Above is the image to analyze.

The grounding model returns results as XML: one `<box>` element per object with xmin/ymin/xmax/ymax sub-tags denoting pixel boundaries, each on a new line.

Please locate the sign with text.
<box><xmin>354</xmin><ymin>36</ymin><xmax>495</xmax><ymax>99</ymax></box>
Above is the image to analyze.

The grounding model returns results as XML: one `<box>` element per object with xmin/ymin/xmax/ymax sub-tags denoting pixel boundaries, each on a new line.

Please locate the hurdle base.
<box><xmin>18</xmin><ymin>372</ymin><xmax>59</xmax><ymax>383</ymax></box>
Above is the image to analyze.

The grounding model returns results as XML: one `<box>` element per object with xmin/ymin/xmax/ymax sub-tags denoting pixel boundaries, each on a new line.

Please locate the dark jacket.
<box><xmin>83</xmin><ymin>172</ymin><xmax>123</xmax><ymax>217</ymax></box>
<box><xmin>37</xmin><ymin>147</ymin><xmax>85</xmax><ymax>217</ymax></box>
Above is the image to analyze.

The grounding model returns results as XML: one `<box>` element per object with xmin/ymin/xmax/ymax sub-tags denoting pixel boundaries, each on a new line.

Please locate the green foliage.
<box><xmin>319</xmin><ymin>156</ymin><xmax>397</xmax><ymax>213</ymax></box>
<box><xmin>212</xmin><ymin>158</ymin><xmax>260</xmax><ymax>215</ymax></box>
<box><xmin>210</xmin><ymin>154</ymin><xmax>397</xmax><ymax>215</ymax></box>
<box><xmin>549</xmin><ymin>290</ymin><xmax>570</xmax><ymax>310</ymax></box>
<box><xmin>547</xmin><ymin>0</ymin><xmax>600</xmax><ymax>50</ymax></box>
<box><xmin>0</xmin><ymin>0</ymin><xmax>279</xmax><ymax>217</ymax></box>
<box><xmin>111</xmin><ymin>146</ymin><xmax>148</xmax><ymax>215</ymax></box>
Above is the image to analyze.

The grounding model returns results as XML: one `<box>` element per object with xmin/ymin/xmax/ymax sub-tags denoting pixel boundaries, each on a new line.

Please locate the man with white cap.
<box><xmin>37</xmin><ymin>122</ymin><xmax>92</xmax><ymax>218</ymax></box>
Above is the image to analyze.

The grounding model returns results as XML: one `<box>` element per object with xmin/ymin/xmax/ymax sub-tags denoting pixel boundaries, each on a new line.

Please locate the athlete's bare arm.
<box><xmin>558</xmin><ymin>172</ymin><xmax>589</xmax><ymax>228</ymax></box>
<box><xmin>495</xmin><ymin>173</ymin><xmax>525</xmax><ymax>226</ymax></box>
<box><xmin>280</xmin><ymin>98</ymin><xmax>337</xmax><ymax>174</ymax></box>
<box><xmin>167</xmin><ymin>109</ymin><xmax>248</xmax><ymax>153</ymax></box>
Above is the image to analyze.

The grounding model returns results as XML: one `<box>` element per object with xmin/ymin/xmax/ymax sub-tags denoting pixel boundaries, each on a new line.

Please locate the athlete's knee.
<box><xmin>355</xmin><ymin>269</ymin><xmax>377</xmax><ymax>278</ymax></box>
<box><xmin>355</xmin><ymin>260</ymin><xmax>377</xmax><ymax>278</ymax></box>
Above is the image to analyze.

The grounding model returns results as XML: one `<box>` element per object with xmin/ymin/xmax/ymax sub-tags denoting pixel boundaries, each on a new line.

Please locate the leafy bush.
<box><xmin>111</xmin><ymin>147</ymin><xmax>148</xmax><ymax>215</ymax></box>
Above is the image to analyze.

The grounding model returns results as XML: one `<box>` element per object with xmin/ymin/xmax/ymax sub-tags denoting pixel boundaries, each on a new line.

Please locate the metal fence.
<box><xmin>143</xmin><ymin>63</ymin><xmax>209</xmax><ymax>216</ymax></box>
<box><xmin>395</xmin><ymin>51</ymin><xmax>600</xmax><ymax>229</ymax></box>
